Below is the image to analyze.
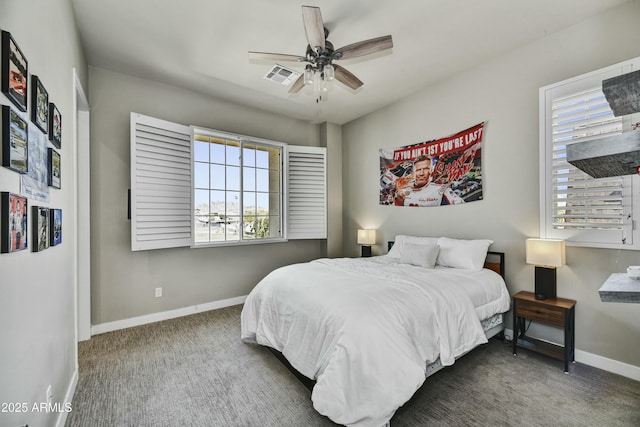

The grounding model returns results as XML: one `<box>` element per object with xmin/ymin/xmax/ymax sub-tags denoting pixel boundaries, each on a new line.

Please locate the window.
<box><xmin>130</xmin><ymin>113</ymin><xmax>326</xmax><ymax>251</ymax></box>
<box><xmin>539</xmin><ymin>57</ymin><xmax>640</xmax><ymax>249</ymax></box>
<box><xmin>193</xmin><ymin>131</ymin><xmax>284</xmax><ymax>245</ymax></box>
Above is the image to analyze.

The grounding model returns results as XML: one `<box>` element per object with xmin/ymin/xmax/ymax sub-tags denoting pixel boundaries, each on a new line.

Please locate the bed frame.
<box><xmin>269</xmin><ymin>246</ymin><xmax>507</xmax><ymax>392</ymax></box>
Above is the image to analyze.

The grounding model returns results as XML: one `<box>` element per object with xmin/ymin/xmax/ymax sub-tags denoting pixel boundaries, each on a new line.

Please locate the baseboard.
<box><xmin>574</xmin><ymin>349</ymin><xmax>640</xmax><ymax>382</ymax></box>
<box><xmin>91</xmin><ymin>295</ymin><xmax>247</xmax><ymax>336</ymax></box>
<box><xmin>55</xmin><ymin>368</ymin><xmax>78</xmax><ymax>427</ymax></box>
<box><xmin>504</xmin><ymin>328</ymin><xmax>640</xmax><ymax>381</ymax></box>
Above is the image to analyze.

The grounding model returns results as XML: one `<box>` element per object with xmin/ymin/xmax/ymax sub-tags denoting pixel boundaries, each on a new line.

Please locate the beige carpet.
<box><xmin>66</xmin><ymin>305</ymin><xmax>640</xmax><ymax>426</ymax></box>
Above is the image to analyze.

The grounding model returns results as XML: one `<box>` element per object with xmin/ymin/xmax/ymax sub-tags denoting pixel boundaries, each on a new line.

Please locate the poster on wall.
<box><xmin>1</xmin><ymin>192</ymin><xmax>28</xmax><ymax>253</ymax></box>
<box><xmin>20</xmin><ymin>124</ymin><xmax>49</xmax><ymax>202</ymax></box>
<box><xmin>1</xmin><ymin>31</ymin><xmax>28</xmax><ymax>112</ymax></box>
<box><xmin>32</xmin><ymin>205</ymin><xmax>49</xmax><ymax>252</ymax></box>
<box><xmin>379</xmin><ymin>122</ymin><xmax>485</xmax><ymax>207</ymax></box>
<box><xmin>49</xmin><ymin>208</ymin><xmax>62</xmax><ymax>246</ymax></box>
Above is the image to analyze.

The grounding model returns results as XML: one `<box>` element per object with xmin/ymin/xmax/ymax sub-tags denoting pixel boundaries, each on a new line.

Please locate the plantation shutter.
<box><xmin>541</xmin><ymin>56</ymin><xmax>640</xmax><ymax>249</ymax></box>
<box><xmin>130</xmin><ymin>113</ymin><xmax>192</xmax><ymax>251</ymax></box>
<box><xmin>551</xmin><ymin>87</ymin><xmax>628</xmax><ymax>232</ymax></box>
<box><xmin>286</xmin><ymin>146</ymin><xmax>327</xmax><ymax>239</ymax></box>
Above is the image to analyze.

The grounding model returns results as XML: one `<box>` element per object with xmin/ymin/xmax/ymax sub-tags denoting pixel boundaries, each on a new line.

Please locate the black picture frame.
<box><xmin>1</xmin><ymin>105</ymin><xmax>29</xmax><ymax>173</ymax></box>
<box><xmin>48</xmin><ymin>102</ymin><xmax>61</xmax><ymax>148</ymax></box>
<box><xmin>31</xmin><ymin>75</ymin><xmax>48</xmax><ymax>133</ymax></box>
<box><xmin>49</xmin><ymin>208</ymin><xmax>62</xmax><ymax>246</ymax></box>
<box><xmin>32</xmin><ymin>205</ymin><xmax>49</xmax><ymax>252</ymax></box>
<box><xmin>48</xmin><ymin>147</ymin><xmax>61</xmax><ymax>189</ymax></box>
<box><xmin>1</xmin><ymin>191</ymin><xmax>28</xmax><ymax>253</ymax></box>
<box><xmin>1</xmin><ymin>31</ymin><xmax>28</xmax><ymax>112</ymax></box>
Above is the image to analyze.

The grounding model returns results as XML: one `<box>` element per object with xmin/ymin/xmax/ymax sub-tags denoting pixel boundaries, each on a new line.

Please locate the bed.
<box><xmin>241</xmin><ymin>235</ymin><xmax>511</xmax><ymax>427</ymax></box>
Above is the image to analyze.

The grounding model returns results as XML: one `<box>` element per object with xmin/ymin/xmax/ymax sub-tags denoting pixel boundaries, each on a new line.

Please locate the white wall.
<box><xmin>89</xmin><ymin>66</ymin><xmax>328</xmax><ymax>326</ymax></box>
<box><xmin>342</xmin><ymin>1</ymin><xmax>640</xmax><ymax>369</ymax></box>
<box><xmin>0</xmin><ymin>1</ymin><xmax>87</xmax><ymax>426</ymax></box>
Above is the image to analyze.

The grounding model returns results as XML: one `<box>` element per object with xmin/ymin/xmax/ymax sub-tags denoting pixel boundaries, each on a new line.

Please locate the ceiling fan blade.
<box><xmin>288</xmin><ymin>74</ymin><xmax>305</xmax><ymax>94</ymax></box>
<box><xmin>248</xmin><ymin>52</ymin><xmax>304</xmax><ymax>62</ymax></box>
<box><xmin>302</xmin><ymin>6</ymin><xmax>325</xmax><ymax>51</ymax></box>
<box><xmin>334</xmin><ymin>64</ymin><xmax>363</xmax><ymax>90</ymax></box>
<box><xmin>335</xmin><ymin>35</ymin><xmax>393</xmax><ymax>60</ymax></box>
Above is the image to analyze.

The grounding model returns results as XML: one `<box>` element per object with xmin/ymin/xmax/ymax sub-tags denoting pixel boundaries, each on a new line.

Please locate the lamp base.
<box><xmin>361</xmin><ymin>246</ymin><xmax>372</xmax><ymax>257</ymax></box>
<box><xmin>534</xmin><ymin>266</ymin><xmax>557</xmax><ymax>300</ymax></box>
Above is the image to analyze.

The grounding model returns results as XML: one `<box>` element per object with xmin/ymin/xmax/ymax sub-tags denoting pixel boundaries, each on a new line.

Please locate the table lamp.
<box><xmin>526</xmin><ymin>238</ymin><xmax>566</xmax><ymax>300</ymax></box>
<box><xmin>357</xmin><ymin>229</ymin><xmax>376</xmax><ymax>257</ymax></box>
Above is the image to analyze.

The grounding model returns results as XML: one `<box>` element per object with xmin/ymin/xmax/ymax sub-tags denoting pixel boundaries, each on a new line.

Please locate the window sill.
<box><xmin>191</xmin><ymin>238</ymin><xmax>288</xmax><ymax>249</ymax></box>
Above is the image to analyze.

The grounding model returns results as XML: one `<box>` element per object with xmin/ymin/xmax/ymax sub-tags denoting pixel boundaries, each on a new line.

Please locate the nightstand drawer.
<box><xmin>517</xmin><ymin>301</ymin><xmax>565</xmax><ymax>326</ymax></box>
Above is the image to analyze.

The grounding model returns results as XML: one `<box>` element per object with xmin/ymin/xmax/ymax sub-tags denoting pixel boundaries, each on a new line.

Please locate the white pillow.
<box><xmin>400</xmin><ymin>242</ymin><xmax>439</xmax><ymax>268</ymax></box>
<box><xmin>436</xmin><ymin>237</ymin><xmax>493</xmax><ymax>271</ymax></box>
<box><xmin>388</xmin><ymin>235</ymin><xmax>439</xmax><ymax>259</ymax></box>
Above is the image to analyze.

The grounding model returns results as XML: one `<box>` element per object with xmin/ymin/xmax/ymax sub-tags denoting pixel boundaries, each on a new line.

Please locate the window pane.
<box><xmin>257</xmin><ymin>193</ymin><xmax>269</xmax><ymax>213</ymax></box>
<box><xmin>256</xmin><ymin>168</ymin><xmax>269</xmax><ymax>192</ymax></box>
<box><xmin>194</xmin><ymin>162</ymin><xmax>209</xmax><ymax>189</ymax></box>
<box><xmin>243</xmin><ymin>167</ymin><xmax>256</xmax><ymax>191</ymax></box>
<box><xmin>226</xmin><ymin>191</ymin><xmax>240</xmax><ymax>216</ymax></box>
<box><xmin>244</xmin><ymin>192</ymin><xmax>256</xmax><ymax>216</ymax></box>
<box><xmin>226</xmin><ymin>141</ymin><xmax>240</xmax><ymax>166</ymax></box>
<box><xmin>210</xmin><ymin>190</ymin><xmax>225</xmax><ymax>216</ymax></box>
<box><xmin>210</xmin><ymin>164</ymin><xmax>225</xmax><ymax>190</ymax></box>
<box><xmin>225</xmin><ymin>216</ymin><xmax>240</xmax><ymax>241</ymax></box>
<box><xmin>269</xmin><ymin>193</ymin><xmax>280</xmax><ymax>216</ymax></box>
<box><xmin>256</xmin><ymin>147</ymin><xmax>269</xmax><ymax>168</ymax></box>
<box><xmin>269</xmin><ymin>215</ymin><xmax>281</xmax><ymax>237</ymax></box>
<box><xmin>243</xmin><ymin>219</ymin><xmax>256</xmax><ymax>239</ymax></box>
<box><xmin>194</xmin><ymin>140</ymin><xmax>209</xmax><ymax>162</ymax></box>
<box><xmin>268</xmin><ymin>146</ymin><xmax>281</xmax><ymax>169</ymax></box>
<box><xmin>194</xmin><ymin>189</ymin><xmax>209</xmax><ymax>213</ymax></box>
<box><xmin>269</xmin><ymin>169</ymin><xmax>280</xmax><ymax>191</ymax></box>
<box><xmin>227</xmin><ymin>166</ymin><xmax>240</xmax><ymax>191</ymax></box>
<box><xmin>243</xmin><ymin>144</ymin><xmax>256</xmax><ymax>167</ymax></box>
<box><xmin>210</xmin><ymin>138</ymin><xmax>226</xmax><ymax>164</ymax></box>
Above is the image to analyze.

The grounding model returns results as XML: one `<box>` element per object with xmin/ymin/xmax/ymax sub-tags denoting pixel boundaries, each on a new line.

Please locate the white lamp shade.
<box><xmin>526</xmin><ymin>238</ymin><xmax>566</xmax><ymax>267</ymax></box>
<box><xmin>357</xmin><ymin>229</ymin><xmax>376</xmax><ymax>245</ymax></box>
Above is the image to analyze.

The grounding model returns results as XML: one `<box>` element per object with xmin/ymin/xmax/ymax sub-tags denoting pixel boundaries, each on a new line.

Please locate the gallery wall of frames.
<box><xmin>1</xmin><ymin>29</ymin><xmax>63</xmax><ymax>254</ymax></box>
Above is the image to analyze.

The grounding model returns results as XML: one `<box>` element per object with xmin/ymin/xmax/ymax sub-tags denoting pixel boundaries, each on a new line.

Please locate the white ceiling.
<box><xmin>70</xmin><ymin>0</ymin><xmax>630</xmax><ymax>125</ymax></box>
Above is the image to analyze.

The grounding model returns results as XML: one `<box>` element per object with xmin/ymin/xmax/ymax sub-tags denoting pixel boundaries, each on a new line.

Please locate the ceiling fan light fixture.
<box><xmin>304</xmin><ymin>65</ymin><xmax>314</xmax><ymax>86</ymax></box>
<box><xmin>323</xmin><ymin>64</ymin><xmax>335</xmax><ymax>81</ymax></box>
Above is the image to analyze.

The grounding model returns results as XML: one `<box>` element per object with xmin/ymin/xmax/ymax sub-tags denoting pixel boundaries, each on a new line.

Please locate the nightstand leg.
<box><xmin>512</xmin><ymin>300</ymin><xmax>518</xmax><ymax>356</ymax></box>
<box><xmin>564</xmin><ymin>309</ymin><xmax>570</xmax><ymax>373</ymax></box>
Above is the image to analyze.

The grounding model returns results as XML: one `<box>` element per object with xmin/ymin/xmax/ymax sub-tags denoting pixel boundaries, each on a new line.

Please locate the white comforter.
<box><xmin>241</xmin><ymin>256</ymin><xmax>510</xmax><ymax>427</ymax></box>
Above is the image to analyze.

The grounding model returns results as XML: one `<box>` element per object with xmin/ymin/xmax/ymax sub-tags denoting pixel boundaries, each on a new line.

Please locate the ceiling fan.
<box><xmin>248</xmin><ymin>5</ymin><xmax>393</xmax><ymax>99</ymax></box>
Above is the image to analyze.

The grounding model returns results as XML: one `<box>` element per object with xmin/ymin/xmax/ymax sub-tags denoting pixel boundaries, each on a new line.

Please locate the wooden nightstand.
<box><xmin>512</xmin><ymin>291</ymin><xmax>576</xmax><ymax>373</ymax></box>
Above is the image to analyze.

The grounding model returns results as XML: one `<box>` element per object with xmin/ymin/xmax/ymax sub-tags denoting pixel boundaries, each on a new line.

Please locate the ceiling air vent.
<box><xmin>264</xmin><ymin>64</ymin><xmax>300</xmax><ymax>86</ymax></box>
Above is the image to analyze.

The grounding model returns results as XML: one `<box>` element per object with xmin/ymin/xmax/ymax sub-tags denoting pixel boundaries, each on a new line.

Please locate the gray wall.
<box><xmin>0</xmin><ymin>1</ymin><xmax>87</xmax><ymax>426</ymax></box>
<box><xmin>89</xmin><ymin>67</ymin><xmax>329</xmax><ymax>325</ymax></box>
<box><xmin>342</xmin><ymin>1</ymin><xmax>640</xmax><ymax>368</ymax></box>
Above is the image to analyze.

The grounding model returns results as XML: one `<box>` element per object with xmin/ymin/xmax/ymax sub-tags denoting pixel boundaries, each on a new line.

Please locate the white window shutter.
<box><xmin>130</xmin><ymin>113</ymin><xmax>192</xmax><ymax>251</ymax></box>
<box><xmin>286</xmin><ymin>145</ymin><xmax>327</xmax><ymax>239</ymax></box>
<box><xmin>540</xmin><ymin>57</ymin><xmax>640</xmax><ymax>249</ymax></box>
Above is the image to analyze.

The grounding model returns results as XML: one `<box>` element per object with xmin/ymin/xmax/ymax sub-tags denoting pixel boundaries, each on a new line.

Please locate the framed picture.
<box><xmin>1</xmin><ymin>192</ymin><xmax>28</xmax><ymax>253</ymax></box>
<box><xmin>49</xmin><ymin>208</ymin><xmax>62</xmax><ymax>246</ymax></box>
<box><xmin>48</xmin><ymin>102</ymin><xmax>61</xmax><ymax>148</ymax></box>
<box><xmin>32</xmin><ymin>205</ymin><xmax>49</xmax><ymax>252</ymax></box>
<box><xmin>31</xmin><ymin>75</ymin><xmax>48</xmax><ymax>133</ymax></box>
<box><xmin>1</xmin><ymin>31</ymin><xmax>28</xmax><ymax>112</ymax></box>
<box><xmin>1</xmin><ymin>105</ymin><xmax>28</xmax><ymax>173</ymax></box>
<box><xmin>48</xmin><ymin>148</ymin><xmax>61</xmax><ymax>188</ymax></box>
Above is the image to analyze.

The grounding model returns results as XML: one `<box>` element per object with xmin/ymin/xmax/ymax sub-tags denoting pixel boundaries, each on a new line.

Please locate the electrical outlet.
<box><xmin>46</xmin><ymin>385</ymin><xmax>52</xmax><ymax>405</ymax></box>
<box><xmin>155</xmin><ymin>287</ymin><xmax>162</xmax><ymax>297</ymax></box>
